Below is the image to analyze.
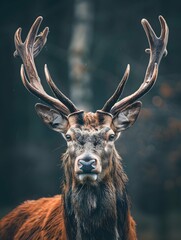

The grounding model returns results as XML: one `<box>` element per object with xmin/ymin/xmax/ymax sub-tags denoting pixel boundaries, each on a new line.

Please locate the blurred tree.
<box><xmin>68</xmin><ymin>0</ymin><xmax>94</xmax><ymax>111</ymax></box>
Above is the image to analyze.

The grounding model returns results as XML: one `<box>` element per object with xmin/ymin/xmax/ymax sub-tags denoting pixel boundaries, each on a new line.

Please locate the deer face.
<box><xmin>35</xmin><ymin>103</ymin><xmax>141</xmax><ymax>184</ymax></box>
<box><xmin>66</xmin><ymin>125</ymin><xmax>113</xmax><ymax>183</ymax></box>
<box><xmin>65</xmin><ymin>113</ymin><xmax>116</xmax><ymax>183</ymax></box>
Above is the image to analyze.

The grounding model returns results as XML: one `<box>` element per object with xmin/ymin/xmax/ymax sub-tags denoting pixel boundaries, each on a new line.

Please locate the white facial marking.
<box><xmin>78</xmin><ymin>174</ymin><xmax>98</xmax><ymax>181</ymax></box>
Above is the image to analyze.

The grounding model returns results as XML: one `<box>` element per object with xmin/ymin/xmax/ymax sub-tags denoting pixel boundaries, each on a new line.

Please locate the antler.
<box><xmin>102</xmin><ymin>16</ymin><xmax>169</xmax><ymax>116</ymax></box>
<box><xmin>14</xmin><ymin>16</ymin><xmax>79</xmax><ymax>116</ymax></box>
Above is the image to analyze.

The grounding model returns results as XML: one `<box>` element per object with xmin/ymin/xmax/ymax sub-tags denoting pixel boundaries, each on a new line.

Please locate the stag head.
<box><xmin>14</xmin><ymin>16</ymin><xmax>168</xmax><ymax>185</ymax></box>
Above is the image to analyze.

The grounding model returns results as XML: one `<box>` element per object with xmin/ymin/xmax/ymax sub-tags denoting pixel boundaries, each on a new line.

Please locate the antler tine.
<box><xmin>14</xmin><ymin>16</ymin><xmax>78</xmax><ymax>116</ymax></box>
<box><xmin>141</xmin><ymin>15</ymin><xmax>168</xmax><ymax>80</ymax></box>
<box><xmin>109</xmin><ymin>16</ymin><xmax>168</xmax><ymax>116</ymax></box>
<box><xmin>44</xmin><ymin>65</ymin><xmax>78</xmax><ymax>113</ymax></box>
<box><xmin>20</xmin><ymin>65</ymin><xmax>69</xmax><ymax>115</ymax></box>
<box><xmin>14</xmin><ymin>16</ymin><xmax>48</xmax><ymax>91</ymax></box>
<box><xmin>111</xmin><ymin>64</ymin><xmax>158</xmax><ymax>115</ymax></box>
<box><xmin>33</xmin><ymin>27</ymin><xmax>49</xmax><ymax>58</ymax></box>
<box><xmin>159</xmin><ymin>16</ymin><xmax>169</xmax><ymax>55</ymax></box>
<box><xmin>14</xmin><ymin>24</ymin><xmax>49</xmax><ymax>58</ymax></box>
<box><xmin>101</xmin><ymin>64</ymin><xmax>130</xmax><ymax>112</ymax></box>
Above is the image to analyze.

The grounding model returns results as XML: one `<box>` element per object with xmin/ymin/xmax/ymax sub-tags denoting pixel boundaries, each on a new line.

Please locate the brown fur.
<box><xmin>0</xmin><ymin>196</ymin><xmax>136</xmax><ymax>240</ymax></box>
<box><xmin>0</xmin><ymin>196</ymin><xmax>67</xmax><ymax>240</ymax></box>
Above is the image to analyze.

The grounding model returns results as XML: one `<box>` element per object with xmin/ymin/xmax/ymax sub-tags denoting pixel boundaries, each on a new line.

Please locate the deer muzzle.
<box><xmin>75</xmin><ymin>154</ymin><xmax>102</xmax><ymax>182</ymax></box>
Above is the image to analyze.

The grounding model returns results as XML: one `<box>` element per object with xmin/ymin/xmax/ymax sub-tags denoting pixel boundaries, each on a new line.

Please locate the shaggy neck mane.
<box><xmin>62</xmin><ymin>148</ymin><xmax>129</xmax><ymax>240</ymax></box>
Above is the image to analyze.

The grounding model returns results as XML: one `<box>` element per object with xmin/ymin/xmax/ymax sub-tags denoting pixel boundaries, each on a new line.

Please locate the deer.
<box><xmin>0</xmin><ymin>16</ymin><xmax>168</xmax><ymax>240</ymax></box>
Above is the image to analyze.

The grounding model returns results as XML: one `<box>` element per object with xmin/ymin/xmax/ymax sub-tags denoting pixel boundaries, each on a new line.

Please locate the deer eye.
<box><xmin>65</xmin><ymin>134</ymin><xmax>72</xmax><ymax>141</ymax></box>
<box><xmin>108</xmin><ymin>134</ymin><xmax>115</xmax><ymax>141</ymax></box>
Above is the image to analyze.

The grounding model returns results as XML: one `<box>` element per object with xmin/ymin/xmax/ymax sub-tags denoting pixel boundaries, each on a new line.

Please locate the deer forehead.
<box><xmin>68</xmin><ymin>111</ymin><xmax>113</xmax><ymax>129</ymax></box>
<box><xmin>65</xmin><ymin>112</ymin><xmax>115</xmax><ymax>144</ymax></box>
<box><xmin>68</xmin><ymin>126</ymin><xmax>112</xmax><ymax>139</ymax></box>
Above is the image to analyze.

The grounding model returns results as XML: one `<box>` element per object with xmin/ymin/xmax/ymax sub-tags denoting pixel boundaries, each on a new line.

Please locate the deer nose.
<box><xmin>78</xmin><ymin>159</ymin><xmax>96</xmax><ymax>173</ymax></box>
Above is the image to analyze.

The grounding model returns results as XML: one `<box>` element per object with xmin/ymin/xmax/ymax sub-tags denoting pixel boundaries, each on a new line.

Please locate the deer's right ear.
<box><xmin>35</xmin><ymin>103</ymin><xmax>68</xmax><ymax>133</ymax></box>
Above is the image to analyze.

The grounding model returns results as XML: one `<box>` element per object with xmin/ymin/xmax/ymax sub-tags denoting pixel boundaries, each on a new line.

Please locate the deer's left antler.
<box><xmin>102</xmin><ymin>16</ymin><xmax>169</xmax><ymax>116</ymax></box>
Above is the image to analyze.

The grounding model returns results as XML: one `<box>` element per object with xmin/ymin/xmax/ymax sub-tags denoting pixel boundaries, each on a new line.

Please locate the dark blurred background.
<box><xmin>0</xmin><ymin>0</ymin><xmax>181</xmax><ymax>239</ymax></box>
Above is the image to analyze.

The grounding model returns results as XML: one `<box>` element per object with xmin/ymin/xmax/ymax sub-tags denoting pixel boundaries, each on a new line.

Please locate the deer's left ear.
<box><xmin>113</xmin><ymin>101</ymin><xmax>142</xmax><ymax>132</ymax></box>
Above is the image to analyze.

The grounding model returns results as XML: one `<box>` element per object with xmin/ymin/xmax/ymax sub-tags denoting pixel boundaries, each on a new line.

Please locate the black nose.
<box><xmin>79</xmin><ymin>159</ymin><xmax>96</xmax><ymax>173</ymax></box>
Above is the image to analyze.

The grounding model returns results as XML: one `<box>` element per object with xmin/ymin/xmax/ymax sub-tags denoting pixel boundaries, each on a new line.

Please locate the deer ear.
<box><xmin>113</xmin><ymin>101</ymin><xmax>142</xmax><ymax>132</ymax></box>
<box><xmin>35</xmin><ymin>103</ymin><xmax>68</xmax><ymax>133</ymax></box>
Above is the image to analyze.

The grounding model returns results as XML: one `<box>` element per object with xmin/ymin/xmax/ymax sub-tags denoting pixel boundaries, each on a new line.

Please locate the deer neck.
<box><xmin>63</xmin><ymin>151</ymin><xmax>129</xmax><ymax>240</ymax></box>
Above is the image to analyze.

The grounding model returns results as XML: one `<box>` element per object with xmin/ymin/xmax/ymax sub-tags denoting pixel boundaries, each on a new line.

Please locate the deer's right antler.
<box><xmin>14</xmin><ymin>17</ymin><xmax>79</xmax><ymax>116</ymax></box>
